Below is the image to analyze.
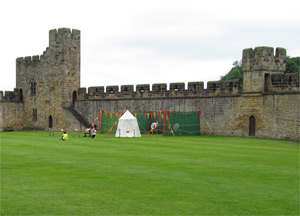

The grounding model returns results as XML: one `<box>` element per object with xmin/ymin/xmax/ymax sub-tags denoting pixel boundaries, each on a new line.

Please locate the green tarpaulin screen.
<box><xmin>94</xmin><ymin>110</ymin><xmax>201</xmax><ymax>136</ymax></box>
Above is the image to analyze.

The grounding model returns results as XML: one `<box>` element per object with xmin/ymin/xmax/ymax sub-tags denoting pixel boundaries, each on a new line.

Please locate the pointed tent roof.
<box><xmin>120</xmin><ymin>110</ymin><xmax>136</xmax><ymax>120</ymax></box>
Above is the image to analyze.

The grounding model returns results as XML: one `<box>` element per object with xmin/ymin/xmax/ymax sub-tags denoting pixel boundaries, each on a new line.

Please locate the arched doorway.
<box><xmin>249</xmin><ymin>116</ymin><xmax>256</xmax><ymax>136</ymax></box>
<box><xmin>49</xmin><ymin>115</ymin><xmax>53</xmax><ymax>129</ymax></box>
<box><xmin>72</xmin><ymin>91</ymin><xmax>77</xmax><ymax>105</ymax></box>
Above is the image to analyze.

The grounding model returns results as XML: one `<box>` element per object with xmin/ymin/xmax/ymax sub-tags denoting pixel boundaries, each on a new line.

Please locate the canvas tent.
<box><xmin>115</xmin><ymin>110</ymin><xmax>141</xmax><ymax>137</ymax></box>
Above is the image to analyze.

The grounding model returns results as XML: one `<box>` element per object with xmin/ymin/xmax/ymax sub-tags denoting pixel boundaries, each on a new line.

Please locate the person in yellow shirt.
<box><xmin>60</xmin><ymin>131</ymin><xmax>69</xmax><ymax>141</ymax></box>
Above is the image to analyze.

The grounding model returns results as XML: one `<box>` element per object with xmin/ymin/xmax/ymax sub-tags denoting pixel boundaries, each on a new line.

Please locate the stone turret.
<box><xmin>242</xmin><ymin>46</ymin><xmax>286</xmax><ymax>93</ymax></box>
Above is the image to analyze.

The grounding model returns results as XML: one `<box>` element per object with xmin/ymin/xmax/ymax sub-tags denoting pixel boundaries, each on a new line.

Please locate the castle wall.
<box><xmin>69</xmin><ymin>92</ymin><xmax>299</xmax><ymax>140</ymax></box>
<box><xmin>0</xmin><ymin>100</ymin><xmax>24</xmax><ymax>132</ymax></box>
<box><xmin>0</xmin><ymin>102</ymin><xmax>24</xmax><ymax>132</ymax></box>
<box><xmin>231</xmin><ymin>93</ymin><xmax>299</xmax><ymax>140</ymax></box>
<box><xmin>0</xmin><ymin>28</ymin><xmax>299</xmax><ymax>140</ymax></box>
<box><xmin>69</xmin><ymin>96</ymin><xmax>234</xmax><ymax>134</ymax></box>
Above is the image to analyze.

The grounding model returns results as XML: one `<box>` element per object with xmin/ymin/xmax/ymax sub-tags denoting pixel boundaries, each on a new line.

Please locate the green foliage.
<box><xmin>1</xmin><ymin>132</ymin><xmax>299</xmax><ymax>215</ymax></box>
<box><xmin>286</xmin><ymin>56</ymin><xmax>300</xmax><ymax>74</ymax></box>
<box><xmin>221</xmin><ymin>60</ymin><xmax>243</xmax><ymax>85</ymax></box>
<box><xmin>223</xmin><ymin>68</ymin><xmax>243</xmax><ymax>80</ymax></box>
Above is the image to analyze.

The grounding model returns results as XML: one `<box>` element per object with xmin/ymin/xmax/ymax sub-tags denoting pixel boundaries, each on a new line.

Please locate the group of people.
<box><xmin>59</xmin><ymin>126</ymin><xmax>97</xmax><ymax>141</ymax></box>
<box><xmin>84</xmin><ymin>127</ymin><xmax>97</xmax><ymax>138</ymax></box>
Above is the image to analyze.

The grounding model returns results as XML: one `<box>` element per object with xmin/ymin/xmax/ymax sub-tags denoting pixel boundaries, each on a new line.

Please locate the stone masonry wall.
<box><xmin>68</xmin><ymin>92</ymin><xmax>299</xmax><ymax>140</ymax></box>
<box><xmin>0</xmin><ymin>101</ymin><xmax>24</xmax><ymax>131</ymax></box>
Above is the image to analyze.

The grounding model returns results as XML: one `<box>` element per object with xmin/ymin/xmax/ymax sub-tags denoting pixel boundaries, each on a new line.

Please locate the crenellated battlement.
<box><xmin>76</xmin><ymin>80</ymin><xmax>243</xmax><ymax>100</ymax></box>
<box><xmin>242</xmin><ymin>46</ymin><xmax>286</xmax><ymax>73</ymax></box>
<box><xmin>268</xmin><ymin>73</ymin><xmax>299</xmax><ymax>92</ymax></box>
<box><xmin>15</xmin><ymin>28</ymin><xmax>80</xmax><ymax>68</ymax></box>
<box><xmin>0</xmin><ymin>89</ymin><xmax>23</xmax><ymax>102</ymax></box>
<box><xmin>16</xmin><ymin>55</ymin><xmax>41</xmax><ymax>65</ymax></box>
<box><xmin>49</xmin><ymin>28</ymin><xmax>80</xmax><ymax>48</ymax></box>
<box><xmin>74</xmin><ymin>68</ymin><xmax>298</xmax><ymax>101</ymax></box>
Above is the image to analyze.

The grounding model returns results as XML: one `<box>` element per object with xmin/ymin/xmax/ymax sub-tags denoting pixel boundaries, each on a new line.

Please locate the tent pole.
<box><xmin>149</xmin><ymin>112</ymin><xmax>152</xmax><ymax>131</ymax></box>
<box><xmin>163</xmin><ymin>110</ymin><xmax>167</xmax><ymax>136</ymax></box>
<box><xmin>198</xmin><ymin>110</ymin><xmax>201</xmax><ymax>135</ymax></box>
<box><xmin>100</xmin><ymin>110</ymin><xmax>103</xmax><ymax>134</ymax></box>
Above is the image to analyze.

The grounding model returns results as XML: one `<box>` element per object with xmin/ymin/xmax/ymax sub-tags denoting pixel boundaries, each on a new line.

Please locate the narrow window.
<box><xmin>72</xmin><ymin>91</ymin><xmax>77</xmax><ymax>105</ymax></box>
<box><xmin>264</xmin><ymin>74</ymin><xmax>270</xmax><ymax>92</ymax></box>
<box><xmin>19</xmin><ymin>89</ymin><xmax>23</xmax><ymax>102</ymax></box>
<box><xmin>30</xmin><ymin>79</ymin><xmax>36</xmax><ymax>96</ymax></box>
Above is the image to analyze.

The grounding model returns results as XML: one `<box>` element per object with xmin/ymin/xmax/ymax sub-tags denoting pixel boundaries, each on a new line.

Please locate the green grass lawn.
<box><xmin>1</xmin><ymin>132</ymin><xmax>299</xmax><ymax>215</ymax></box>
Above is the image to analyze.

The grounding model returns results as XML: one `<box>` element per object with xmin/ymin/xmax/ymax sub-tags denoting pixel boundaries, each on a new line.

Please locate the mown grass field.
<box><xmin>1</xmin><ymin>132</ymin><xmax>299</xmax><ymax>215</ymax></box>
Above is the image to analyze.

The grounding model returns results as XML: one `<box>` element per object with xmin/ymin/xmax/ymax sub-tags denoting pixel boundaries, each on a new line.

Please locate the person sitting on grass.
<box><xmin>84</xmin><ymin>127</ymin><xmax>91</xmax><ymax>137</ymax></box>
<box><xmin>91</xmin><ymin>127</ymin><xmax>96</xmax><ymax>138</ymax></box>
<box><xmin>60</xmin><ymin>131</ymin><xmax>69</xmax><ymax>141</ymax></box>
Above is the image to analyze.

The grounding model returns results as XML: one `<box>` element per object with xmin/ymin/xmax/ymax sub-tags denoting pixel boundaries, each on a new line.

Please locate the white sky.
<box><xmin>1</xmin><ymin>0</ymin><xmax>299</xmax><ymax>91</ymax></box>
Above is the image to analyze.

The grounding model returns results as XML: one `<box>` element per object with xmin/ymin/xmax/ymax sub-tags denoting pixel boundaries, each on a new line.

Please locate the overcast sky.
<box><xmin>1</xmin><ymin>0</ymin><xmax>299</xmax><ymax>92</ymax></box>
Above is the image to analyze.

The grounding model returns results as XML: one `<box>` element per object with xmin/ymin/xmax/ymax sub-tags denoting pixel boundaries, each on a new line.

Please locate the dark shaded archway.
<box><xmin>249</xmin><ymin>116</ymin><xmax>256</xmax><ymax>136</ymax></box>
<box><xmin>49</xmin><ymin>115</ymin><xmax>53</xmax><ymax>129</ymax></box>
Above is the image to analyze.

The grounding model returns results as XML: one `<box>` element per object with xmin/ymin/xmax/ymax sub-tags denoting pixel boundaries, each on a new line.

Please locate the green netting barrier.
<box><xmin>163</xmin><ymin>111</ymin><xmax>201</xmax><ymax>136</ymax></box>
<box><xmin>93</xmin><ymin>110</ymin><xmax>201</xmax><ymax>136</ymax></box>
<box><xmin>99</xmin><ymin>111</ymin><xmax>121</xmax><ymax>135</ymax></box>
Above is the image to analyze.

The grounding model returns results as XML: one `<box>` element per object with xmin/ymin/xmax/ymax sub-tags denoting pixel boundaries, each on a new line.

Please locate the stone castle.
<box><xmin>0</xmin><ymin>28</ymin><xmax>299</xmax><ymax>140</ymax></box>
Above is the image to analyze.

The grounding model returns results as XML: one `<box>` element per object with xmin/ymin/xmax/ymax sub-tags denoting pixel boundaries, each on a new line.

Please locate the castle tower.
<box><xmin>48</xmin><ymin>28</ymin><xmax>81</xmax><ymax>107</ymax></box>
<box><xmin>15</xmin><ymin>28</ymin><xmax>80</xmax><ymax>130</ymax></box>
<box><xmin>242</xmin><ymin>46</ymin><xmax>286</xmax><ymax>93</ymax></box>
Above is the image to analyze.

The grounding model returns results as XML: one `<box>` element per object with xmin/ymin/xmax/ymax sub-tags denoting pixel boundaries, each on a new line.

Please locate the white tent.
<box><xmin>115</xmin><ymin>110</ymin><xmax>141</xmax><ymax>137</ymax></box>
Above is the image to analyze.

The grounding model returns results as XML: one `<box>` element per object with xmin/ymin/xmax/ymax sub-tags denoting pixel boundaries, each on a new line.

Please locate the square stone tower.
<box><xmin>15</xmin><ymin>28</ymin><xmax>80</xmax><ymax>130</ymax></box>
<box><xmin>242</xmin><ymin>47</ymin><xmax>286</xmax><ymax>93</ymax></box>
